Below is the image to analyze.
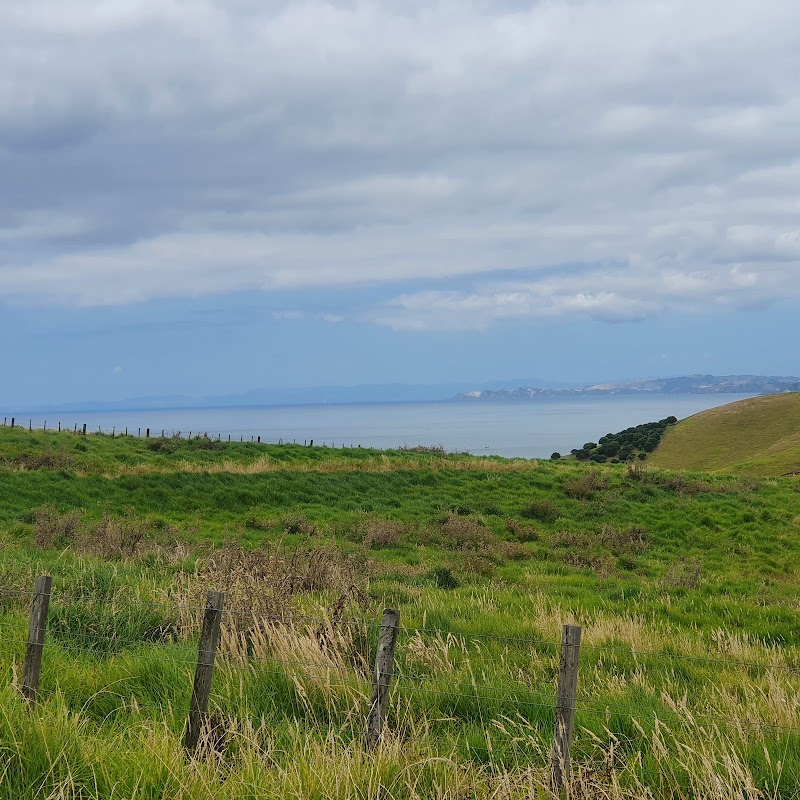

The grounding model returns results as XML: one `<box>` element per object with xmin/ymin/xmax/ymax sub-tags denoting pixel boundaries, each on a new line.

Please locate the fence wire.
<box><xmin>4</xmin><ymin>580</ymin><xmax>800</xmax><ymax>746</ymax></box>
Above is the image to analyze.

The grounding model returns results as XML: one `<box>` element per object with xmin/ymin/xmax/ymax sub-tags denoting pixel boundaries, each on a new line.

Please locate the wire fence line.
<box><xmin>3</xmin><ymin>575</ymin><xmax>800</xmax><ymax>790</ymax></box>
<box><xmin>5</xmin><ymin>587</ymin><xmax>800</xmax><ymax>673</ymax></box>
<box><xmin>1</xmin><ymin>417</ymin><xmax>357</xmax><ymax>449</ymax></box>
<box><xmin>8</xmin><ymin>589</ymin><xmax>799</xmax><ymax>675</ymax></box>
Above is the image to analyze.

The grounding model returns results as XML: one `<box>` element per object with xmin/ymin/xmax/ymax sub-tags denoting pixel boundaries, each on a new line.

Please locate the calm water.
<box><xmin>19</xmin><ymin>395</ymin><xmax>754</xmax><ymax>459</ymax></box>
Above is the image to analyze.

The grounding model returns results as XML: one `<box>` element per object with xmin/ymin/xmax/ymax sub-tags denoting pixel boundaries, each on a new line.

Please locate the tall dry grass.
<box><xmin>103</xmin><ymin>454</ymin><xmax>543</xmax><ymax>478</ymax></box>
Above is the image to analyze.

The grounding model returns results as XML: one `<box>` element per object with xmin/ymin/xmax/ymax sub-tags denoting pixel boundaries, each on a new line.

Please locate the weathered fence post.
<box><xmin>22</xmin><ymin>576</ymin><xmax>53</xmax><ymax>704</ymax></box>
<box><xmin>82</xmin><ymin>423</ymin><xmax>87</xmax><ymax>436</ymax></box>
<box><xmin>366</xmin><ymin>608</ymin><xmax>400</xmax><ymax>747</ymax></box>
<box><xmin>551</xmin><ymin>624</ymin><xmax>582</xmax><ymax>794</ymax></box>
<box><xmin>185</xmin><ymin>590</ymin><xmax>225</xmax><ymax>754</ymax></box>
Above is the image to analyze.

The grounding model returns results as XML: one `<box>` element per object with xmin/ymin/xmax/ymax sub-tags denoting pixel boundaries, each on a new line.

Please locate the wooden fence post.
<box><xmin>366</xmin><ymin>608</ymin><xmax>400</xmax><ymax>747</ymax></box>
<box><xmin>22</xmin><ymin>576</ymin><xmax>53</xmax><ymax>704</ymax></box>
<box><xmin>551</xmin><ymin>624</ymin><xmax>581</xmax><ymax>794</ymax></box>
<box><xmin>185</xmin><ymin>590</ymin><xmax>225</xmax><ymax>754</ymax></box>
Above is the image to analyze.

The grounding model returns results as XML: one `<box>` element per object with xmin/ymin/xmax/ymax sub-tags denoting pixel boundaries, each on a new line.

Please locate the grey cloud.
<box><xmin>1</xmin><ymin>0</ymin><xmax>800</xmax><ymax>326</ymax></box>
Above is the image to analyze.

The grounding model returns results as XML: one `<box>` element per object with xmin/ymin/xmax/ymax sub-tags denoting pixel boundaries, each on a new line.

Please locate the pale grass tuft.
<box><xmin>405</xmin><ymin>630</ymin><xmax>468</xmax><ymax>677</ymax></box>
<box><xmin>103</xmin><ymin>455</ymin><xmax>542</xmax><ymax>478</ymax></box>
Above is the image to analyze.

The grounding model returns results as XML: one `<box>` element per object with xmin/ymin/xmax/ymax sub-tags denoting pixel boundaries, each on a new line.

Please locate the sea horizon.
<box><xmin>7</xmin><ymin>394</ymin><xmax>756</xmax><ymax>460</ymax></box>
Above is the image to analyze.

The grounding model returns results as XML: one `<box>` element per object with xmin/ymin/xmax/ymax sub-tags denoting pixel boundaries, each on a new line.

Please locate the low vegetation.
<box><xmin>0</xmin><ymin>421</ymin><xmax>799</xmax><ymax>798</ymax></box>
<box><xmin>565</xmin><ymin>417</ymin><xmax>678</xmax><ymax>463</ymax></box>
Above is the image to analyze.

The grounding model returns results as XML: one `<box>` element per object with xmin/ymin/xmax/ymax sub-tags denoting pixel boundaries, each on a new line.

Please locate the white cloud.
<box><xmin>0</xmin><ymin>0</ymin><xmax>799</xmax><ymax>328</ymax></box>
<box><xmin>371</xmin><ymin>261</ymin><xmax>799</xmax><ymax>331</ymax></box>
<box><xmin>272</xmin><ymin>310</ymin><xmax>306</xmax><ymax>320</ymax></box>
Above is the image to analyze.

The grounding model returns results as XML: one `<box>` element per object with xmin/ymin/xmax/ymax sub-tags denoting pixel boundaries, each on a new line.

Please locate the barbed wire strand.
<box><xmin>5</xmin><ymin>583</ymin><xmax>800</xmax><ymax>674</ymax></box>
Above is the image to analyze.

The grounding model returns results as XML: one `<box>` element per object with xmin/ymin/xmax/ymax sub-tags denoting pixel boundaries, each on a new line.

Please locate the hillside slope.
<box><xmin>648</xmin><ymin>392</ymin><xmax>800</xmax><ymax>475</ymax></box>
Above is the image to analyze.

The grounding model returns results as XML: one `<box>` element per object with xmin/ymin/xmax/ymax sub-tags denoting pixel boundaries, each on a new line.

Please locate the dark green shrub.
<box><xmin>566</xmin><ymin>417</ymin><xmax>678</xmax><ymax>464</ymax></box>
<box><xmin>431</xmin><ymin>567</ymin><xmax>458</xmax><ymax>589</ymax></box>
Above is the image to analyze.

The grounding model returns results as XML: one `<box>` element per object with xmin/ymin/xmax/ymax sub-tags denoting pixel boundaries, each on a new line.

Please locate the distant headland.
<box><xmin>454</xmin><ymin>374</ymin><xmax>800</xmax><ymax>400</ymax></box>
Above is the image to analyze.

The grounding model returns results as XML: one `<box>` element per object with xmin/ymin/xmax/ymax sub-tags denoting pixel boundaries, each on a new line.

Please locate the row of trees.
<box><xmin>551</xmin><ymin>417</ymin><xmax>677</xmax><ymax>463</ymax></box>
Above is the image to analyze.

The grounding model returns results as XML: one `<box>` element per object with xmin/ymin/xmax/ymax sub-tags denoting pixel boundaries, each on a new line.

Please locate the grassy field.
<box><xmin>649</xmin><ymin>393</ymin><xmax>800</xmax><ymax>476</ymax></box>
<box><xmin>1</xmin><ymin>424</ymin><xmax>800</xmax><ymax>798</ymax></box>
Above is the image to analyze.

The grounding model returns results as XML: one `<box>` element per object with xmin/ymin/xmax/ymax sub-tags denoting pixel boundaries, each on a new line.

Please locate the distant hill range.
<box><xmin>455</xmin><ymin>375</ymin><xmax>800</xmax><ymax>400</ymax></box>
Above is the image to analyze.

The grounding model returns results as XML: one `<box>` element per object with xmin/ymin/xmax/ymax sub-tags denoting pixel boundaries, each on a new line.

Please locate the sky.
<box><xmin>2</xmin><ymin>0</ymin><xmax>799</xmax><ymax>409</ymax></box>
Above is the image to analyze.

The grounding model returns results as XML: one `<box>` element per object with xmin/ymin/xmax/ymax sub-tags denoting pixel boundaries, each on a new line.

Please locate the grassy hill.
<box><xmin>0</xmin><ymin>426</ymin><xmax>799</xmax><ymax>797</ymax></box>
<box><xmin>648</xmin><ymin>392</ymin><xmax>800</xmax><ymax>475</ymax></box>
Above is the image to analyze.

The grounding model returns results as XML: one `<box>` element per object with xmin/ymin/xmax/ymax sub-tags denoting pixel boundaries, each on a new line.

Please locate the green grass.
<box><xmin>649</xmin><ymin>393</ymin><xmax>800</xmax><ymax>475</ymax></box>
<box><xmin>1</xmin><ymin>425</ymin><xmax>800</xmax><ymax>797</ymax></box>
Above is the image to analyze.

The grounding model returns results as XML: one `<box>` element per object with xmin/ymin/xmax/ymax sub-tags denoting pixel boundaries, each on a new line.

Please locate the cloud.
<box><xmin>1</xmin><ymin>0</ymin><xmax>799</xmax><ymax>329</ymax></box>
<box><xmin>370</xmin><ymin>259</ymin><xmax>799</xmax><ymax>331</ymax></box>
<box><xmin>272</xmin><ymin>310</ymin><xmax>306</xmax><ymax>321</ymax></box>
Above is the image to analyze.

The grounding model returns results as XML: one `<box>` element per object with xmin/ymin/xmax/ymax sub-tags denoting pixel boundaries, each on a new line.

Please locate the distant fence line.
<box><xmin>1</xmin><ymin>417</ymin><xmax>362</xmax><ymax>449</ymax></box>
<box><xmin>5</xmin><ymin>576</ymin><xmax>800</xmax><ymax>793</ymax></box>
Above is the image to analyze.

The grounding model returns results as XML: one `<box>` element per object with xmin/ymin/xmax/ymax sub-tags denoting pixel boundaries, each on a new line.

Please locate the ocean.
<box><xmin>17</xmin><ymin>394</ymin><xmax>755</xmax><ymax>459</ymax></box>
